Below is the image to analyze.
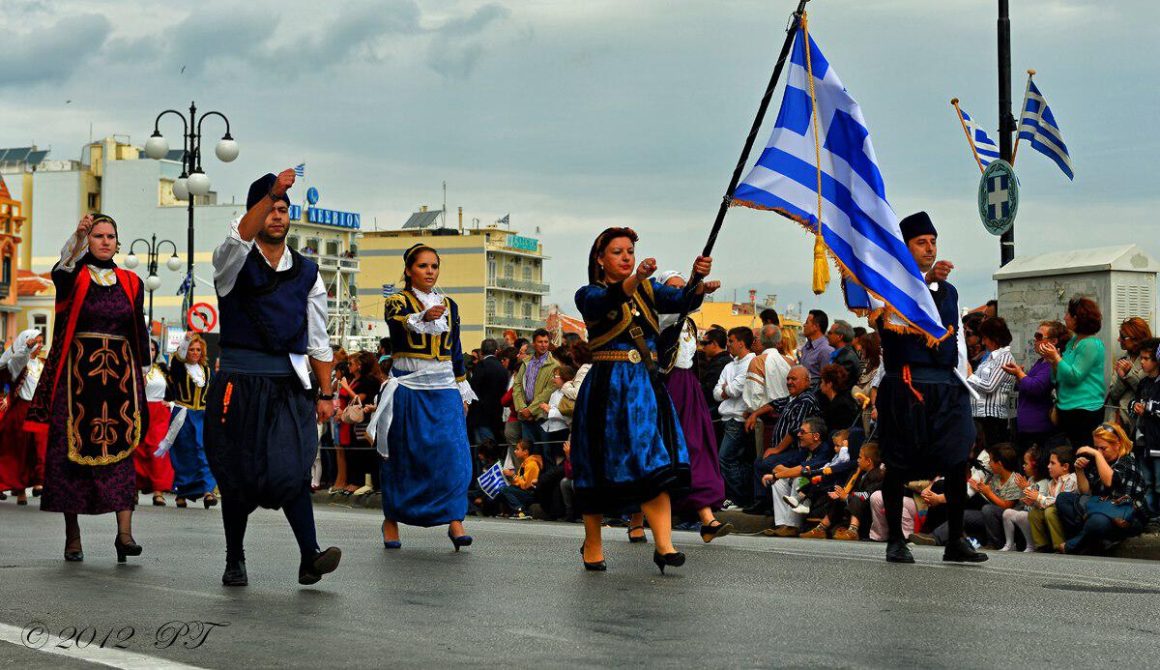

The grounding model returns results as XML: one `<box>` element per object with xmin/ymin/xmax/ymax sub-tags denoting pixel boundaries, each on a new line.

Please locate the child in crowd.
<box><xmin>801</xmin><ymin>442</ymin><xmax>883</xmax><ymax>540</ymax></box>
<box><xmin>781</xmin><ymin>429</ymin><xmax>853</xmax><ymax>515</ymax></box>
<box><xmin>539</xmin><ymin>365</ymin><xmax>575</xmax><ymax>464</ymax></box>
<box><xmin>469</xmin><ymin>438</ymin><xmax>505</xmax><ymax>517</ymax></box>
<box><xmin>1132</xmin><ymin>338</ymin><xmax>1160</xmax><ymax>527</ymax></box>
<box><xmin>1026</xmin><ymin>445</ymin><xmax>1078</xmax><ymax>551</ymax></box>
<box><xmin>1000</xmin><ymin>447</ymin><xmax>1047</xmax><ymax>551</ymax></box>
<box><xmin>499</xmin><ymin>440</ymin><xmax>542</xmax><ymax>520</ymax></box>
<box><xmin>919</xmin><ymin>443</ymin><xmax>1023</xmax><ymax>548</ymax></box>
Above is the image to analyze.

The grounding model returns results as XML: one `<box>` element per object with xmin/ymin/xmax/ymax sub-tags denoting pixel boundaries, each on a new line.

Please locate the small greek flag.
<box><xmin>176</xmin><ymin>272</ymin><xmax>192</xmax><ymax>296</ymax></box>
<box><xmin>958</xmin><ymin>106</ymin><xmax>1000</xmax><ymax>168</ymax></box>
<box><xmin>1017</xmin><ymin>77</ymin><xmax>1073</xmax><ymax>180</ymax></box>
<box><xmin>498</xmin><ymin>214</ymin><xmax>509</xmax><ymax>225</ymax></box>
<box><xmin>294</xmin><ymin>163</ymin><xmax>306</xmax><ymax>178</ymax></box>
<box><xmin>477</xmin><ymin>462</ymin><xmax>506</xmax><ymax>499</ymax></box>
<box><xmin>381</xmin><ymin>283</ymin><xmax>397</xmax><ymax>298</ymax></box>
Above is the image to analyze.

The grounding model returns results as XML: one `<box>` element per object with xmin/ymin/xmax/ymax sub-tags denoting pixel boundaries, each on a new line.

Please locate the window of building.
<box><xmin>305</xmin><ymin>238</ymin><xmax>320</xmax><ymax>255</ymax></box>
<box><xmin>287</xmin><ymin>235</ymin><xmax>300</xmax><ymax>250</ymax></box>
<box><xmin>87</xmin><ymin>193</ymin><xmax>99</xmax><ymax>210</ymax></box>
<box><xmin>505</xmin><ymin>300</ymin><xmax>515</xmax><ymax>316</ymax></box>
<box><xmin>32</xmin><ymin>313</ymin><xmax>48</xmax><ymax>340</ymax></box>
<box><xmin>486</xmin><ymin>296</ymin><xmax>496</xmax><ymax>314</ymax></box>
<box><xmin>522</xmin><ymin>303</ymin><xmax>532</xmax><ymax>318</ymax></box>
<box><xmin>504</xmin><ymin>264</ymin><xmax>513</xmax><ymax>279</ymax></box>
<box><xmin>326</xmin><ymin>240</ymin><xmax>341</xmax><ymax>257</ymax></box>
<box><xmin>487</xmin><ymin>259</ymin><xmax>496</xmax><ymax>281</ymax></box>
<box><xmin>522</xmin><ymin>266</ymin><xmax>532</xmax><ymax>282</ymax></box>
<box><xmin>1</xmin><ymin>255</ymin><xmax>11</xmax><ymax>285</ymax></box>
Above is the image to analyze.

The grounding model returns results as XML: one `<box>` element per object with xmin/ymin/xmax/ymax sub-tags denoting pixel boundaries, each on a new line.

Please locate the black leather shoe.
<box><xmin>943</xmin><ymin>538</ymin><xmax>989</xmax><ymax>563</ymax></box>
<box><xmin>222</xmin><ymin>560</ymin><xmax>248</xmax><ymax>586</ymax></box>
<box><xmin>114</xmin><ymin>534</ymin><xmax>143</xmax><ymax>563</ymax></box>
<box><xmin>885</xmin><ymin>539</ymin><xmax>915</xmax><ymax>564</ymax></box>
<box><xmin>298</xmin><ymin>547</ymin><xmax>342</xmax><ymax>585</ymax></box>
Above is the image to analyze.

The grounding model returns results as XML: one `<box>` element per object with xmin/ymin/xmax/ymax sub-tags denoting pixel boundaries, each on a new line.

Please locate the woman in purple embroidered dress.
<box><xmin>26</xmin><ymin>214</ymin><xmax>150</xmax><ymax>563</ymax></box>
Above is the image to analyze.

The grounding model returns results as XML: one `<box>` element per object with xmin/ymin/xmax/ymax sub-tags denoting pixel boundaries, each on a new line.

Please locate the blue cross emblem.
<box><xmin>987</xmin><ymin>174</ymin><xmax>1010</xmax><ymax>220</ymax></box>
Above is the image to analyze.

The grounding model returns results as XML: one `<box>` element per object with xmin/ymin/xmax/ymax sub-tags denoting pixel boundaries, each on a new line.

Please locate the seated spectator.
<box><xmin>499</xmin><ymin>440</ymin><xmax>542</xmax><ymax>520</ymax></box>
<box><xmin>761</xmin><ymin>416</ymin><xmax>832</xmax><ymax>537</ymax></box>
<box><xmin>1131</xmin><ymin>337</ymin><xmax>1160</xmax><ymax>527</ymax></box>
<box><xmin>801</xmin><ymin>442</ymin><xmax>884</xmax><ymax>540</ymax></box>
<box><xmin>816</xmin><ymin>364</ymin><xmax>859</xmax><ymax>434</ymax></box>
<box><xmin>469</xmin><ymin>438</ymin><xmax>506</xmax><ymax>517</ymax></box>
<box><xmin>1055</xmin><ymin>423</ymin><xmax>1147</xmax><ymax>554</ymax></box>
<box><xmin>1000</xmin><ymin>446</ymin><xmax>1046</xmax><ymax>551</ymax></box>
<box><xmin>869</xmin><ymin>481</ymin><xmax>920</xmax><ymax>543</ymax></box>
<box><xmin>745</xmin><ymin>366</ymin><xmax>818</xmax><ymax>515</ymax></box>
<box><xmin>1027</xmin><ymin>445</ymin><xmax>1078</xmax><ymax>551</ymax></box>
<box><xmin>781</xmin><ymin>429</ymin><xmax>853</xmax><ymax>515</ymax></box>
<box><xmin>918</xmin><ymin>443</ymin><xmax>1023</xmax><ymax>549</ymax></box>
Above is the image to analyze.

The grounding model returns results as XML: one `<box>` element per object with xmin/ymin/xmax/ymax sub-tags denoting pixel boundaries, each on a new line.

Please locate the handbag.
<box><xmin>1084</xmin><ymin>495</ymin><xmax>1136</xmax><ymax>524</ymax></box>
<box><xmin>340</xmin><ymin>396</ymin><xmax>366</xmax><ymax>425</ymax></box>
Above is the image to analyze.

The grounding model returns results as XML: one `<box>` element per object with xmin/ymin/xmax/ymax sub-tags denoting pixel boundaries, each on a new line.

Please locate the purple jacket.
<box><xmin>1016</xmin><ymin>358</ymin><xmax>1055</xmax><ymax>434</ymax></box>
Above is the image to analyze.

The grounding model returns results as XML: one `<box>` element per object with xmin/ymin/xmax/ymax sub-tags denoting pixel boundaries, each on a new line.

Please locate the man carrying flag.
<box><xmin>876</xmin><ymin>213</ymin><xmax>986</xmax><ymax>565</ymax></box>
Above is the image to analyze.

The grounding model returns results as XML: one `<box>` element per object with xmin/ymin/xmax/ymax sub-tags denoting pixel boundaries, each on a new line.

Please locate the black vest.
<box><xmin>879</xmin><ymin>281</ymin><xmax>960</xmax><ymax>372</ymax></box>
<box><xmin>218</xmin><ymin>246</ymin><xmax>318</xmax><ymax>354</ymax></box>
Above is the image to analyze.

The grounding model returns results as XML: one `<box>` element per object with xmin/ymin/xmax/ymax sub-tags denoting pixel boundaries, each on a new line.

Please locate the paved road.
<box><xmin>2</xmin><ymin>498</ymin><xmax>1160</xmax><ymax>669</ymax></box>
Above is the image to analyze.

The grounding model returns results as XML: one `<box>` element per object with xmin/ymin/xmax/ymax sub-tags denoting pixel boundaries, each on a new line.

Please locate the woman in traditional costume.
<box><xmin>158</xmin><ymin>332</ymin><xmax>216</xmax><ymax>508</ymax></box>
<box><xmin>369</xmin><ymin>244</ymin><xmax>477</xmax><ymax>550</ymax></box>
<box><xmin>0</xmin><ymin>329</ymin><xmax>48</xmax><ymax>504</ymax></box>
<box><xmin>135</xmin><ymin>338</ymin><xmax>174</xmax><ymax>506</ymax></box>
<box><xmin>656</xmin><ymin>271</ymin><xmax>732</xmax><ymax>544</ymax></box>
<box><xmin>26</xmin><ymin>214</ymin><xmax>149</xmax><ymax>563</ymax></box>
<box><xmin>571</xmin><ymin>227</ymin><xmax>715</xmax><ymax>573</ymax></box>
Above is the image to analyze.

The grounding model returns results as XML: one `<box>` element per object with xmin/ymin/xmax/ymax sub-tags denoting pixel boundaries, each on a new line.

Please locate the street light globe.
<box><xmin>145</xmin><ymin>274</ymin><xmax>162</xmax><ymax>292</ymax></box>
<box><xmin>144</xmin><ymin>132</ymin><xmax>169</xmax><ymax>160</ymax></box>
<box><xmin>187</xmin><ymin>170</ymin><xmax>211</xmax><ymax>196</ymax></box>
<box><xmin>172</xmin><ymin>177</ymin><xmax>190</xmax><ymax>201</ymax></box>
<box><xmin>215</xmin><ymin>137</ymin><xmax>239</xmax><ymax>163</ymax></box>
<box><xmin>166</xmin><ymin>255</ymin><xmax>182</xmax><ymax>272</ymax></box>
<box><xmin>123</xmin><ymin>253</ymin><xmax>140</xmax><ymax>269</ymax></box>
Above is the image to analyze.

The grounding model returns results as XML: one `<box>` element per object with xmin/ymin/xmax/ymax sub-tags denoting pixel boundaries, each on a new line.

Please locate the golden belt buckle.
<box><xmin>627</xmin><ymin>350</ymin><xmax>642</xmax><ymax>364</ymax></box>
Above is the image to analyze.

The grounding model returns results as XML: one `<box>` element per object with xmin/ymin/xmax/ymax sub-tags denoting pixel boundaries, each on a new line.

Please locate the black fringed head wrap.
<box><xmin>586</xmin><ymin>226</ymin><xmax>638</xmax><ymax>284</ymax></box>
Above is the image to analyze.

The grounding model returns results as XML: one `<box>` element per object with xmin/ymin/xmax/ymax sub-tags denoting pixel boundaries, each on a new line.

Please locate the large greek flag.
<box><xmin>960</xmin><ymin>106</ymin><xmax>1000</xmax><ymax>168</ymax></box>
<box><xmin>732</xmin><ymin>24</ymin><xmax>948</xmax><ymax>343</ymax></box>
<box><xmin>1018</xmin><ymin>78</ymin><xmax>1073</xmax><ymax>180</ymax></box>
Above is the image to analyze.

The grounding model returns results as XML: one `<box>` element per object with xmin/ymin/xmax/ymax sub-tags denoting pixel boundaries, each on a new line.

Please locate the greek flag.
<box><xmin>960</xmin><ymin>106</ymin><xmax>1000</xmax><ymax>167</ymax></box>
<box><xmin>381</xmin><ymin>283</ymin><xmax>397</xmax><ymax>297</ymax></box>
<box><xmin>1018</xmin><ymin>78</ymin><xmax>1073</xmax><ymax>180</ymax></box>
<box><xmin>176</xmin><ymin>272</ymin><xmax>192</xmax><ymax>296</ymax></box>
<box><xmin>294</xmin><ymin>163</ymin><xmax>306</xmax><ymax>178</ymax></box>
<box><xmin>477</xmin><ymin>462</ymin><xmax>506</xmax><ymax>499</ymax></box>
<box><xmin>732</xmin><ymin>23</ymin><xmax>949</xmax><ymax>342</ymax></box>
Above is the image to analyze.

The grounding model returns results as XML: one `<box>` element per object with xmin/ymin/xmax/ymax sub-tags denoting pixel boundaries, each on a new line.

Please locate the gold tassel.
<box><xmin>812</xmin><ymin>232</ymin><xmax>829</xmax><ymax>294</ymax></box>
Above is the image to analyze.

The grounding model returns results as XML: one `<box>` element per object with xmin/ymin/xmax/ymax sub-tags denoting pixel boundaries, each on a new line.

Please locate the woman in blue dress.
<box><xmin>158</xmin><ymin>332</ymin><xmax>217</xmax><ymax>509</ymax></box>
<box><xmin>369</xmin><ymin>243</ymin><xmax>477</xmax><ymax>550</ymax></box>
<box><xmin>572</xmin><ymin>227</ymin><xmax>716</xmax><ymax>573</ymax></box>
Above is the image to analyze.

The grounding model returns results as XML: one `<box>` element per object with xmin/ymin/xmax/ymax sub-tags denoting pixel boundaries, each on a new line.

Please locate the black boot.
<box><xmin>298</xmin><ymin>547</ymin><xmax>342</xmax><ymax>585</ymax></box>
<box><xmin>222</xmin><ymin>559</ymin><xmax>248</xmax><ymax>586</ymax></box>
<box><xmin>885</xmin><ymin>539</ymin><xmax>915</xmax><ymax>564</ymax></box>
<box><xmin>943</xmin><ymin>538</ymin><xmax>989</xmax><ymax>563</ymax></box>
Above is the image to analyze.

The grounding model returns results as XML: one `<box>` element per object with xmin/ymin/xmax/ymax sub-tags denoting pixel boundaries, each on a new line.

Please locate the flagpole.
<box><xmin>657</xmin><ymin>0</ymin><xmax>809</xmax><ymax>370</ymax></box>
<box><xmin>693</xmin><ymin>0</ymin><xmax>810</xmax><ymax>284</ymax></box>
<box><xmin>1010</xmin><ymin>69</ymin><xmax>1034</xmax><ymax>164</ymax></box>
<box><xmin>997</xmin><ymin>0</ymin><xmax>1016</xmax><ymax>267</ymax></box>
<box><xmin>951</xmin><ymin>98</ymin><xmax>986</xmax><ymax>174</ymax></box>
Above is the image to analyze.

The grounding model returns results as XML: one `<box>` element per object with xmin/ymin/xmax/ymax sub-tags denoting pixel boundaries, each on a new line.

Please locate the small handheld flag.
<box><xmin>294</xmin><ymin>163</ymin><xmax>306</xmax><ymax>178</ymax></box>
<box><xmin>951</xmin><ymin>99</ymin><xmax>1001</xmax><ymax>172</ymax></box>
<box><xmin>731</xmin><ymin>15</ymin><xmax>950</xmax><ymax>345</ymax></box>
<box><xmin>381</xmin><ymin>283</ymin><xmax>397</xmax><ymax>298</ymax></box>
<box><xmin>477</xmin><ymin>462</ymin><xmax>506</xmax><ymax>499</ymax></box>
<box><xmin>1014</xmin><ymin>71</ymin><xmax>1073</xmax><ymax>180</ymax></box>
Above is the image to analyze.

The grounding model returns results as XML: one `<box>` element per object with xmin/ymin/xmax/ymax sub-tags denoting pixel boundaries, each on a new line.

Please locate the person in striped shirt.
<box><xmin>966</xmin><ymin>317</ymin><xmax>1017</xmax><ymax>448</ymax></box>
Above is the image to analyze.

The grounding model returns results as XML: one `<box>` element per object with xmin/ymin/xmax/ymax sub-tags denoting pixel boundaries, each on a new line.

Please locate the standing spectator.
<box><xmin>1107</xmin><ymin>317</ymin><xmax>1153</xmax><ymax>428</ymax></box>
<box><xmin>963</xmin><ymin>312</ymin><xmax>987</xmax><ymax>372</ymax></box>
<box><xmin>852</xmin><ymin>332</ymin><xmax>881</xmax><ymax>433</ymax></box>
<box><xmin>698</xmin><ymin>327</ymin><xmax>731</xmax><ymax>433</ymax></box>
<box><xmin>1056</xmin><ymin>423</ymin><xmax>1147</xmax><ymax>553</ymax></box>
<box><xmin>778</xmin><ymin>326</ymin><xmax>799</xmax><ymax>365</ymax></box>
<box><xmin>967</xmin><ymin>317</ymin><xmax>1017</xmax><ymax>447</ymax></box>
<box><xmin>714</xmin><ymin>327</ymin><xmax>757</xmax><ymax>509</ymax></box>
<box><xmin>1003</xmin><ymin>321</ymin><xmax>1066</xmax><ymax>457</ymax></box>
<box><xmin>799</xmin><ymin>310</ymin><xmax>833</xmax><ymax>387</ymax></box>
<box><xmin>502</xmin><ymin>330</ymin><xmax>518</xmax><ymax>348</ymax></box>
<box><xmin>561</xmin><ymin>341</ymin><xmax>592</xmax><ymax>403</ymax></box>
<box><xmin>743</xmin><ymin>324</ymin><xmax>791</xmax><ymax>416</ymax></box>
<box><xmin>826</xmin><ymin>319</ymin><xmax>862</xmax><ymax>385</ymax></box>
<box><xmin>1131</xmin><ymin>338</ymin><xmax>1160</xmax><ymax>525</ymax></box>
<box><xmin>468</xmin><ymin>338</ymin><xmax>509</xmax><ymax>445</ymax></box>
<box><xmin>1043</xmin><ymin>297</ymin><xmax>1106</xmax><ymax>449</ymax></box>
<box><xmin>538</xmin><ymin>365</ymin><xmax>575</xmax><ymax>463</ymax></box>
<box><xmin>512</xmin><ymin>329</ymin><xmax>560</xmax><ymax>453</ymax></box>
<box><xmin>377</xmin><ymin>337</ymin><xmax>392</xmax><ymax>368</ymax></box>
<box><xmin>760</xmin><ymin>308</ymin><xmax>780</xmax><ymax>327</ymax></box>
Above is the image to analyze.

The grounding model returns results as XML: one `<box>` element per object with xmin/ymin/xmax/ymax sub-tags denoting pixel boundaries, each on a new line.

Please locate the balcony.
<box><xmin>487</xmin><ymin>276</ymin><xmax>549</xmax><ymax>294</ymax></box>
<box><xmin>485</xmin><ymin>313</ymin><xmax>542</xmax><ymax>330</ymax></box>
<box><xmin>338</xmin><ymin>258</ymin><xmax>359</xmax><ymax>272</ymax></box>
<box><xmin>326</xmin><ymin>298</ymin><xmax>354</xmax><ymax>311</ymax></box>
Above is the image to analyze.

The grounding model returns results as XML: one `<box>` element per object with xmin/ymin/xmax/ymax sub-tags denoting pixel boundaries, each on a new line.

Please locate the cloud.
<box><xmin>0</xmin><ymin>14</ymin><xmax>112</xmax><ymax>87</ymax></box>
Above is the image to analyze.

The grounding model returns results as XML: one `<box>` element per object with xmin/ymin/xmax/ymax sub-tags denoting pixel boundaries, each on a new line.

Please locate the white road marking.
<box><xmin>0</xmin><ymin>622</ymin><xmax>210</xmax><ymax>670</ymax></box>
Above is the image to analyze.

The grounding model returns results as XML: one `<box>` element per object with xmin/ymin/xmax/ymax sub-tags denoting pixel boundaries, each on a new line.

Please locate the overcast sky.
<box><xmin>2</xmin><ymin>0</ymin><xmax>1157</xmax><ymax>320</ymax></box>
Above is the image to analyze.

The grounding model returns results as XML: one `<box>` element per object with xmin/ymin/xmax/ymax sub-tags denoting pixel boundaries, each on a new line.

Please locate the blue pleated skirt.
<box><xmin>570</xmin><ymin>359</ymin><xmax>690</xmax><ymax>515</ymax></box>
<box><xmin>169</xmin><ymin>407</ymin><xmax>216</xmax><ymax>499</ymax></box>
<box><xmin>380</xmin><ymin>383</ymin><xmax>472</xmax><ymax>527</ymax></box>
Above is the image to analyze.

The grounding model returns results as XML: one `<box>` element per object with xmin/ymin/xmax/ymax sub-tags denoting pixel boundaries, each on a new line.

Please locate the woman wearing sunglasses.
<box><xmin>1002</xmin><ymin>321</ymin><xmax>1068</xmax><ymax>456</ymax></box>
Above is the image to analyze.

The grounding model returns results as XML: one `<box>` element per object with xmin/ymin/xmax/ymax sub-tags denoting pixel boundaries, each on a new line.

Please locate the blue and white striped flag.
<box><xmin>294</xmin><ymin>163</ymin><xmax>306</xmax><ymax>178</ymax></box>
<box><xmin>477</xmin><ymin>462</ymin><xmax>507</xmax><ymax>499</ymax></box>
<box><xmin>381</xmin><ymin>283</ymin><xmax>397</xmax><ymax>298</ymax></box>
<box><xmin>732</xmin><ymin>22</ymin><xmax>949</xmax><ymax>343</ymax></box>
<box><xmin>1017</xmin><ymin>78</ymin><xmax>1073</xmax><ymax>180</ymax></box>
<box><xmin>959</xmin><ymin>106</ymin><xmax>1000</xmax><ymax>168</ymax></box>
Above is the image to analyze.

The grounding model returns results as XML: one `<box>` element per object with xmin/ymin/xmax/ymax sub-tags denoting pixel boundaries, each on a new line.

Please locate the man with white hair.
<box><xmin>744</xmin><ymin>324</ymin><xmax>791</xmax><ymax>411</ymax></box>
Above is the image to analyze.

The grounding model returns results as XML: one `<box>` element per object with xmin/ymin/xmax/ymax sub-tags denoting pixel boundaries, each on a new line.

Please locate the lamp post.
<box><xmin>144</xmin><ymin>102</ymin><xmax>238</xmax><ymax>313</ymax></box>
<box><xmin>124</xmin><ymin>234</ymin><xmax>182</xmax><ymax>327</ymax></box>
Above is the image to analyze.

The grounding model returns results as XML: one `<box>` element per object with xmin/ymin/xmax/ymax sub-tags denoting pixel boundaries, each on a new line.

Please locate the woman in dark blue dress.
<box><xmin>572</xmin><ymin>227</ymin><xmax>716</xmax><ymax>573</ymax></box>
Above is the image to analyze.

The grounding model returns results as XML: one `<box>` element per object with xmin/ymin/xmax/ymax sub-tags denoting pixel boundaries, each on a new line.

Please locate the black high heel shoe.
<box><xmin>448</xmin><ymin>528</ymin><xmax>473</xmax><ymax>552</ymax></box>
<box><xmin>699</xmin><ymin>521</ymin><xmax>734</xmax><ymax>544</ymax></box>
<box><xmin>114</xmin><ymin>533</ymin><xmax>143</xmax><ymax>563</ymax></box>
<box><xmin>382</xmin><ymin>520</ymin><xmax>401</xmax><ymax>549</ymax></box>
<box><xmin>580</xmin><ymin>542</ymin><xmax>607</xmax><ymax>571</ymax></box>
<box><xmin>627</xmin><ymin>525</ymin><xmax>648</xmax><ymax>544</ymax></box>
<box><xmin>203</xmin><ymin>494</ymin><xmax>218</xmax><ymax>509</ymax></box>
<box><xmin>652</xmin><ymin>550</ymin><xmax>685</xmax><ymax>575</ymax></box>
<box><xmin>64</xmin><ymin>537</ymin><xmax>84</xmax><ymax>562</ymax></box>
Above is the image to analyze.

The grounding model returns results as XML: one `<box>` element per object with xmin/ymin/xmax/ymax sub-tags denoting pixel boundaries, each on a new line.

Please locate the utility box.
<box><xmin>993</xmin><ymin>245</ymin><xmax>1159</xmax><ymax>380</ymax></box>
